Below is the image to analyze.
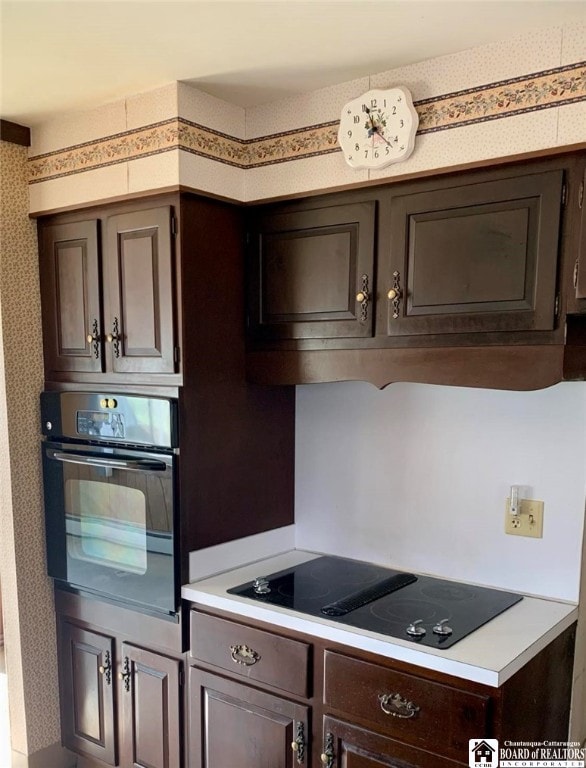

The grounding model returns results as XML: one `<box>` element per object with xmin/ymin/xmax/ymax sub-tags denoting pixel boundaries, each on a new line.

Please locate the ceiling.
<box><xmin>1</xmin><ymin>0</ymin><xmax>586</xmax><ymax>127</ymax></box>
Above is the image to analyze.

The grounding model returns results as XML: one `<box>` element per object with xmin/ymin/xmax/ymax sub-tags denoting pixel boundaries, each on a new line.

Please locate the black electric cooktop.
<box><xmin>227</xmin><ymin>555</ymin><xmax>523</xmax><ymax>649</ymax></box>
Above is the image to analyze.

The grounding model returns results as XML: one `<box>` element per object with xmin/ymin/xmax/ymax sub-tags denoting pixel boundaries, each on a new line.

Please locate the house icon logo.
<box><xmin>469</xmin><ymin>739</ymin><xmax>499</xmax><ymax>768</ymax></box>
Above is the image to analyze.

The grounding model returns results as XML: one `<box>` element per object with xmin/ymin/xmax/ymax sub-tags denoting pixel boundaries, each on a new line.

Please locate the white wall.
<box><xmin>295</xmin><ymin>381</ymin><xmax>586</xmax><ymax>603</ymax></box>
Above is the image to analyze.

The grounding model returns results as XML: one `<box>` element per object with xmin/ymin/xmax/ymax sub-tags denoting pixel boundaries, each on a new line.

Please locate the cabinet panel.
<box><xmin>39</xmin><ymin>220</ymin><xmax>102</xmax><ymax>374</ymax></box>
<box><xmin>105</xmin><ymin>207</ymin><xmax>176</xmax><ymax>373</ymax></box>
<box><xmin>249</xmin><ymin>202</ymin><xmax>376</xmax><ymax>339</ymax></box>
<box><xmin>58</xmin><ymin>620</ymin><xmax>116</xmax><ymax>765</ymax></box>
<box><xmin>189</xmin><ymin>667</ymin><xmax>309</xmax><ymax>768</ymax></box>
<box><xmin>322</xmin><ymin>717</ymin><xmax>462</xmax><ymax>768</ymax></box>
<box><xmin>385</xmin><ymin>170</ymin><xmax>563</xmax><ymax>335</ymax></box>
<box><xmin>120</xmin><ymin>643</ymin><xmax>182</xmax><ymax>768</ymax></box>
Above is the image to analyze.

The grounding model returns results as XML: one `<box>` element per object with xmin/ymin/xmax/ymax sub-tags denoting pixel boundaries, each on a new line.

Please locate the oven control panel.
<box><xmin>77</xmin><ymin>410</ymin><xmax>126</xmax><ymax>439</ymax></box>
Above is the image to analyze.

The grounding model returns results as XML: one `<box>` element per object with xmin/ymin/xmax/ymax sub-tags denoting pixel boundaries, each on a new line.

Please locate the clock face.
<box><xmin>338</xmin><ymin>87</ymin><xmax>418</xmax><ymax>170</ymax></box>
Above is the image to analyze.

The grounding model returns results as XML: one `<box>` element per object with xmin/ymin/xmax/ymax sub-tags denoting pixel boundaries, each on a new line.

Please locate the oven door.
<box><xmin>42</xmin><ymin>441</ymin><xmax>178</xmax><ymax>616</ymax></box>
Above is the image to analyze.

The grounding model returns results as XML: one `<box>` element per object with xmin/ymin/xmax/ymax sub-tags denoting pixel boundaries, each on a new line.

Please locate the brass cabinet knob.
<box><xmin>87</xmin><ymin>334</ymin><xmax>94</xmax><ymax>343</ymax></box>
<box><xmin>117</xmin><ymin>672</ymin><xmax>123</xmax><ymax>680</ymax></box>
<box><xmin>387</xmin><ymin>288</ymin><xmax>399</xmax><ymax>300</ymax></box>
<box><xmin>320</xmin><ymin>755</ymin><xmax>329</xmax><ymax>765</ymax></box>
<box><xmin>356</xmin><ymin>291</ymin><xmax>368</xmax><ymax>303</ymax></box>
<box><xmin>291</xmin><ymin>742</ymin><xmax>298</xmax><ymax>752</ymax></box>
<box><xmin>106</xmin><ymin>334</ymin><xmax>114</xmax><ymax>343</ymax></box>
<box><xmin>98</xmin><ymin>665</ymin><xmax>105</xmax><ymax>674</ymax></box>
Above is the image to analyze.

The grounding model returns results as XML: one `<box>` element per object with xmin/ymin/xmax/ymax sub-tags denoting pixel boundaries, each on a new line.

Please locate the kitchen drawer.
<box><xmin>324</xmin><ymin>650</ymin><xmax>489</xmax><ymax>761</ymax></box>
<box><xmin>190</xmin><ymin>611</ymin><xmax>311</xmax><ymax>697</ymax></box>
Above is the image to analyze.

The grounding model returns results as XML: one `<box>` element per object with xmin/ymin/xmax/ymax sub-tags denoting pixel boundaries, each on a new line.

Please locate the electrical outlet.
<box><xmin>504</xmin><ymin>499</ymin><xmax>544</xmax><ymax>538</ymax></box>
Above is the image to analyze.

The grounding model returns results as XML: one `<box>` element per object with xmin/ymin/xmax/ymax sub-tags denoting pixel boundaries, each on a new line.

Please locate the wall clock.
<box><xmin>338</xmin><ymin>87</ymin><xmax>419</xmax><ymax>170</ymax></box>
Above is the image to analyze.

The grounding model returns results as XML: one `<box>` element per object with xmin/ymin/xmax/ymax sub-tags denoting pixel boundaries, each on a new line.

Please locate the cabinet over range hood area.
<box><xmin>245</xmin><ymin>153</ymin><xmax>586</xmax><ymax>391</ymax></box>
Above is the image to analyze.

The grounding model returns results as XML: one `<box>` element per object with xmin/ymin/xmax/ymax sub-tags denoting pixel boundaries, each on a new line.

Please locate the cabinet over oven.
<box><xmin>41</xmin><ymin>392</ymin><xmax>179</xmax><ymax>618</ymax></box>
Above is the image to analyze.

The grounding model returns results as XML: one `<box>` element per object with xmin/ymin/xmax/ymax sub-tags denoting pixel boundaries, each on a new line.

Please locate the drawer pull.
<box><xmin>230</xmin><ymin>644</ymin><xmax>261</xmax><ymax>666</ymax></box>
<box><xmin>378</xmin><ymin>692</ymin><xmax>420</xmax><ymax>719</ymax></box>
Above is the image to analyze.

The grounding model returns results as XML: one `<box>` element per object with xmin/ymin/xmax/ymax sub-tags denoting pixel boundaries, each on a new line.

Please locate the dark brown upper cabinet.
<box><xmin>39</xmin><ymin>205</ymin><xmax>177</xmax><ymax>382</ymax></box>
<box><xmin>384</xmin><ymin>170</ymin><xmax>563</xmax><ymax>336</ymax></box>
<box><xmin>39</xmin><ymin>220</ymin><xmax>102</xmax><ymax>374</ymax></box>
<box><xmin>104</xmin><ymin>207</ymin><xmax>176</xmax><ymax>374</ymax></box>
<box><xmin>248</xmin><ymin>201</ymin><xmax>376</xmax><ymax>340</ymax></box>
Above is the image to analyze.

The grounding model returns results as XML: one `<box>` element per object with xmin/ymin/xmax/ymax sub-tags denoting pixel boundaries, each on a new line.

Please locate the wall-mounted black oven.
<box><xmin>41</xmin><ymin>392</ymin><xmax>179</xmax><ymax>619</ymax></box>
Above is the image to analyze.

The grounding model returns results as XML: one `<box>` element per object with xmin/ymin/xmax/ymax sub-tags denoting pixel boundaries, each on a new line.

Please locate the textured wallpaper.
<box><xmin>0</xmin><ymin>141</ymin><xmax>61</xmax><ymax>755</ymax></box>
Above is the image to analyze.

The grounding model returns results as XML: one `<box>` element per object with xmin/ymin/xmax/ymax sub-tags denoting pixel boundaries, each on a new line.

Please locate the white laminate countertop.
<box><xmin>181</xmin><ymin>550</ymin><xmax>578</xmax><ymax>687</ymax></box>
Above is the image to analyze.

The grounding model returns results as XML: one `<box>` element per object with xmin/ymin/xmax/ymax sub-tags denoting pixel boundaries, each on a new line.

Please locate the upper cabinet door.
<box><xmin>39</xmin><ymin>220</ymin><xmax>103</xmax><ymax>373</ymax></box>
<box><xmin>249</xmin><ymin>202</ymin><xmax>376</xmax><ymax>340</ymax></box>
<box><xmin>104</xmin><ymin>207</ymin><xmax>176</xmax><ymax>374</ymax></box>
<box><xmin>384</xmin><ymin>170</ymin><xmax>563</xmax><ymax>336</ymax></box>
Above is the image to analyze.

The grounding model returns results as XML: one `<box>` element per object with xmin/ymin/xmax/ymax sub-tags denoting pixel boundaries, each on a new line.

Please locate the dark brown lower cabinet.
<box><xmin>189</xmin><ymin>667</ymin><xmax>309</xmax><ymax>768</ymax></box>
<box><xmin>57</xmin><ymin>616</ymin><xmax>183</xmax><ymax>768</ymax></box>
<box><xmin>321</xmin><ymin>717</ymin><xmax>462</xmax><ymax>768</ymax></box>
<box><xmin>187</xmin><ymin>608</ymin><xmax>575</xmax><ymax>768</ymax></box>
<box><xmin>59</xmin><ymin>622</ymin><xmax>117</xmax><ymax>765</ymax></box>
<box><xmin>120</xmin><ymin>644</ymin><xmax>182</xmax><ymax>768</ymax></box>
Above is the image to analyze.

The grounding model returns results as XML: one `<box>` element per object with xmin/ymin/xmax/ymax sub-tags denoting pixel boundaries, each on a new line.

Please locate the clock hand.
<box><xmin>364</xmin><ymin>106</ymin><xmax>377</xmax><ymax>135</ymax></box>
<box><xmin>376</xmin><ymin>130</ymin><xmax>392</xmax><ymax>147</ymax></box>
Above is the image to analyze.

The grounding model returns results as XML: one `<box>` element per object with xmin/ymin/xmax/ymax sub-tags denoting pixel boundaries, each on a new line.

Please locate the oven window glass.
<box><xmin>65</xmin><ymin>479</ymin><xmax>147</xmax><ymax>574</ymax></box>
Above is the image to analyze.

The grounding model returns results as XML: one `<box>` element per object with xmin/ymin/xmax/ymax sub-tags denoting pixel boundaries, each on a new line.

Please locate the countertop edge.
<box><xmin>181</xmin><ymin>550</ymin><xmax>579</xmax><ymax>687</ymax></box>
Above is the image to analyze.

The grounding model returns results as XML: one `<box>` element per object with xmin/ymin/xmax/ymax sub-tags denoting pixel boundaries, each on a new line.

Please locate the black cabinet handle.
<box><xmin>86</xmin><ymin>318</ymin><xmax>101</xmax><ymax>359</ymax></box>
<box><xmin>118</xmin><ymin>656</ymin><xmax>131</xmax><ymax>692</ymax></box>
<box><xmin>387</xmin><ymin>271</ymin><xmax>402</xmax><ymax>319</ymax></box>
<box><xmin>320</xmin><ymin>732</ymin><xmax>334</xmax><ymax>767</ymax></box>
<box><xmin>106</xmin><ymin>317</ymin><xmax>121</xmax><ymax>358</ymax></box>
<box><xmin>98</xmin><ymin>651</ymin><xmax>112</xmax><ymax>685</ymax></box>
<box><xmin>291</xmin><ymin>721</ymin><xmax>306</xmax><ymax>764</ymax></box>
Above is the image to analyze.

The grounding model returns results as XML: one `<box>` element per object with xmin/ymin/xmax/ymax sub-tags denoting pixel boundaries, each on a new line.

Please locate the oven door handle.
<box><xmin>47</xmin><ymin>450</ymin><xmax>169</xmax><ymax>473</ymax></box>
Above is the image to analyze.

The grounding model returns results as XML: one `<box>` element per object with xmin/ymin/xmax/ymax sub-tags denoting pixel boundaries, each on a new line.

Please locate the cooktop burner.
<box><xmin>227</xmin><ymin>555</ymin><xmax>523</xmax><ymax>649</ymax></box>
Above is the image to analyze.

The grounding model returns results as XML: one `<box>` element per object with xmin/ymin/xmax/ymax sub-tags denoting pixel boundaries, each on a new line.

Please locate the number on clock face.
<box><xmin>338</xmin><ymin>87</ymin><xmax>418</xmax><ymax>170</ymax></box>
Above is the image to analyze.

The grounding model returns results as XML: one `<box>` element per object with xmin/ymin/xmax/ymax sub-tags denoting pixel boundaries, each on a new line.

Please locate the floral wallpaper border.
<box><xmin>29</xmin><ymin>61</ymin><xmax>586</xmax><ymax>183</ymax></box>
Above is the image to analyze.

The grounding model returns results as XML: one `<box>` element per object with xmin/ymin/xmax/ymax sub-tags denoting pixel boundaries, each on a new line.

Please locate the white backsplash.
<box><xmin>294</xmin><ymin>381</ymin><xmax>586</xmax><ymax>603</ymax></box>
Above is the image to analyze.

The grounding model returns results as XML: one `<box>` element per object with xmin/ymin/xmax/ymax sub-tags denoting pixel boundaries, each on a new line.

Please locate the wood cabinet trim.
<box><xmin>246</xmin><ymin>344</ymin><xmax>565</xmax><ymax>390</ymax></box>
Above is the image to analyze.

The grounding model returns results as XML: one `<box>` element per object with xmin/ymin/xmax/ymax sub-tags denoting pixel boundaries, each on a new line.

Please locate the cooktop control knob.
<box><xmin>432</xmin><ymin>618</ymin><xmax>453</xmax><ymax>636</ymax></box>
<box><xmin>253</xmin><ymin>577</ymin><xmax>271</xmax><ymax>595</ymax></box>
<box><xmin>406</xmin><ymin>619</ymin><xmax>426</xmax><ymax>637</ymax></box>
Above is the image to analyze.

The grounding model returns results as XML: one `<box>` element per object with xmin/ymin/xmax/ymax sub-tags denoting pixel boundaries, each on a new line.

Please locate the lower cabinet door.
<box><xmin>322</xmin><ymin>717</ymin><xmax>463</xmax><ymax>768</ymax></box>
<box><xmin>59</xmin><ymin>621</ymin><xmax>117</xmax><ymax>765</ymax></box>
<box><xmin>189</xmin><ymin>667</ymin><xmax>309</xmax><ymax>768</ymax></box>
<box><xmin>119</xmin><ymin>643</ymin><xmax>182</xmax><ymax>768</ymax></box>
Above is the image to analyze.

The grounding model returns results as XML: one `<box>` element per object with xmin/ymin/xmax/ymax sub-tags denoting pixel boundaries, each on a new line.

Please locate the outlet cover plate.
<box><xmin>505</xmin><ymin>499</ymin><xmax>544</xmax><ymax>538</ymax></box>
